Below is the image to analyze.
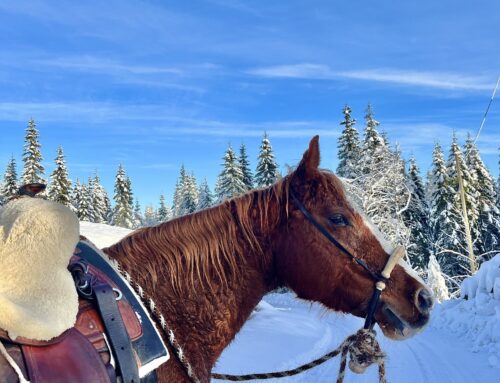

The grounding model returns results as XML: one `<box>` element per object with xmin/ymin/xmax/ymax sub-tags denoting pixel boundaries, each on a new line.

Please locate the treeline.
<box><xmin>336</xmin><ymin>104</ymin><xmax>499</xmax><ymax>291</ymax></box>
<box><xmin>0</xmin><ymin>119</ymin><xmax>280</xmax><ymax>229</ymax></box>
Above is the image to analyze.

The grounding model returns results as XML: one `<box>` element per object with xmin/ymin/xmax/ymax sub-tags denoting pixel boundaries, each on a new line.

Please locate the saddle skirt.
<box><xmin>0</xmin><ymin>240</ymin><xmax>169</xmax><ymax>382</ymax></box>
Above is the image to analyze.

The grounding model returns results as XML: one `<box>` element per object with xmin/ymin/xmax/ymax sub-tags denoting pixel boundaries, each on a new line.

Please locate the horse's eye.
<box><xmin>329</xmin><ymin>214</ymin><xmax>348</xmax><ymax>226</ymax></box>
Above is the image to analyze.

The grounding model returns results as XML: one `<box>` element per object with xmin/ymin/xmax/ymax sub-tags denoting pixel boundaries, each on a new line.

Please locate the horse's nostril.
<box><xmin>416</xmin><ymin>288</ymin><xmax>433</xmax><ymax>314</ymax></box>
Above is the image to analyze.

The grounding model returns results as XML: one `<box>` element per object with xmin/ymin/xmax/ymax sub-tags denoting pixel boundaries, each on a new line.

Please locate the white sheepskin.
<box><xmin>0</xmin><ymin>197</ymin><xmax>79</xmax><ymax>341</ymax></box>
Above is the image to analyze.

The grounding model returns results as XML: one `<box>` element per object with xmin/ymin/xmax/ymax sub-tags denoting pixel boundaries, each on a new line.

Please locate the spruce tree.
<box><xmin>255</xmin><ymin>133</ymin><xmax>279</xmax><ymax>187</ymax></box>
<box><xmin>72</xmin><ymin>179</ymin><xmax>91</xmax><ymax>221</ymax></box>
<box><xmin>144</xmin><ymin>205</ymin><xmax>158</xmax><ymax>226</ymax></box>
<box><xmin>239</xmin><ymin>144</ymin><xmax>253</xmax><ymax>190</ymax></box>
<box><xmin>361</xmin><ymin>103</ymin><xmax>385</xmax><ymax>170</ymax></box>
<box><xmin>464</xmin><ymin>136</ymin><xmax>499</xmax><ymax>256</ymax></box>
<box><xmin>172</xmin><ymin>166</ymin><xmax>187</xmax><ymax>217</ymax></box>
<box><xmin>48</xmin><ymin>146</ymin><xmax>72</xmax><ymax>206</ymax></box>
<box><xmin>112</xmin><ymin>164</ymin><xmax>133</xmax><ymax>228</ymax></box>
<box><xmin>91</xmin><ymin>174</ymin><xmax>111</xmax><ymax>223</ymax></box>
<box><xmin>2</xmin><ymin>156</ymin><xmax>18</xmax><ymax>201</ymax></box>
<box><xmin>403</xmin><ymin>158</ymin><xmax>431</xmax><ymax>268</ymax></box>
<box><xmin>22</xmin><ymin>118</ymin><xmax>46</xmax><ymax>185</ymax></box>
<box><xmin>336</xmin><ymin>105</ymin><xmax>360</xmax><ymax>178</ymax></box>
<box><xmin>218</xmin><ymin>145</ymin><xmax>246</xmax><ymax>200</ymax></box>
<box><xmin>197</xmin><ymin>178</ymin><xmax>214</xmax><ymax>210</ymax></box>
<box><xmin>180</xmin><ymin>173</ymin><xmax>199</xmax><ymax>214</ymax></box>
<box><xmin>133</xmin><ymin>200</ymin><xmax>144</xmax><ymax>228</ymax></box>
<box><xmin>158</xmin><ymin>194</ymin><xmax>171</xmax><ymax>222</ymax></box>
<box><xmin>428</xmin><ymin>142</ymin><xmax>462</xmax><ymax>278</ymax></box>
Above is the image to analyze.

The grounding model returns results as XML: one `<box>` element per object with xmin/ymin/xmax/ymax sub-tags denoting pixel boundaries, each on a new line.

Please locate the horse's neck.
<box><xmin>108</xmin><ymin>201</ymin><xmax>279</xmax><ymax>380</ymax></box>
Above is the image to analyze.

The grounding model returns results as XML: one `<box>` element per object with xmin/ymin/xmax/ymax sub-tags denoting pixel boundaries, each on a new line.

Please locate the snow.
<box><xmin>433</xmin><ymin>254</ymin><xmax>500</xmax><ymax>369</ymax></box>
<box><xmin>79</xmin><ymin>222</ymin><xmax>499</xmax><ymax>382</ymax></box>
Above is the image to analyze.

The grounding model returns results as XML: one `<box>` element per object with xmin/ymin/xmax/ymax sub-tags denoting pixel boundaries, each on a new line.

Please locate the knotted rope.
<box><xmin>212</xmin><ymin>328</ymin><xmax>386</xmax><ymax>383</ymax></box>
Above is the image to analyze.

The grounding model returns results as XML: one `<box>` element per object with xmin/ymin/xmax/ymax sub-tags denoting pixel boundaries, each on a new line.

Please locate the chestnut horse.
<box><xmin>103</xmin><ymin>136</ymin><xmax>432</xmax><ymax>383</ymax></box>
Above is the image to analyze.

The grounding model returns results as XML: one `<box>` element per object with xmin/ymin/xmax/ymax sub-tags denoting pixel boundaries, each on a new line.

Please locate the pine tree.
<box><xmin>180</xmin><ymin>173</ymin><xmax>199</xmax><ymax>214</ymax></box>
<box><xmin>255</xmin><ymin>133</ymin><xmax>279</xmax><ymax>187</ymax></box>
<box><xmin>86</xmin><ymin>177</ymin><xmax>97</xmax><ymax>222</ymax></box>
<box><xmin>197</xmin><ymin>178</ymin><xmax>214</xmax><ymax>210</ymax></box>
<box><xmin>48</xmin><ymin>146</ymin><xmax>72</xmax><ymax>206</ymax></box>
<box><xmin>218</xmin><ymin>145</ymin><xmax>246</xmax><ymax>200</ymax></box>
<box><xmin>428</xmin><ymin>142</ymin><xmax>462</xmax><ymax>278</ymax></box>
<box><xmin>133</xmin><ymin>200</ymin><xmax>144</xmax><ymax>228</ymax></box>
<box><xmin>143</xmin><ymin>205</ymin><xmax>158</xmax><ymax>226</ymax></box>
<box><xmin>360</xmin><ymin>103</ymin><xmax>385</xmax><ymax>172</ymax></box>
<box><xmin>464</xmin><ymin>136</ymin><xmax>499</xmax><ymax>256</ymax></box>
<box><xmin>157</xmin><ymin>194</ymin><xmax>171</xmax><ymax>222</ymax></box>
<box><xmin>447</xmin><ymin>137</ymin><xmax>480</xmax><ymax>262</ymax></box>
<box><xmin>112</xmin><ymin>164</ymin><xmax>133</xmax><ymax>228</ymax></box>
<box><xmin>2</xmin><ymin>156</ymin><xmax>18</xmax><ymax>202</ymax></box>
<box><xmin>403</xmin><ymin>158</ymin><xmax>431</xmax><ymax>269</ymax></box>
<box><xmin>72</xmin><ymin>179</ymin><xmax>90</xmax><ymax>221</ymax></box>
<box><xmin>91</xmin><ymin>174</ymin><xmax>111</xmax><ymax>223</ymax></box>
<box><xmin>336</xmin><ymin>105</ymin><xmax>361</xmax><ymax>178</ymax></box>
<box><xmin>239</xmin><ymin>144</ymin><xmax>253</xmax><ymax>190</ymax></box>
<box><xmin>172</xmin><ymin>166</ymin><xmax>187</xmax><ymax>217</ymax></box>
<box><xmin>22</xmin><ymin>118</ymin><xmax>46</xmax><ymax>185</ymax></box>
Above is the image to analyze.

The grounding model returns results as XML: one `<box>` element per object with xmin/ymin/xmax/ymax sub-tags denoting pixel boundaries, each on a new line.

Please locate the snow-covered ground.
<box><xmin>80</xmin><ymin>222</ymin><xmax>499</xmax><ymax>383</ymax></box>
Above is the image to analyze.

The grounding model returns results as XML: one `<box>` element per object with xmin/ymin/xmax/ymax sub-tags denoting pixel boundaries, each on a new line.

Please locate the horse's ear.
<box><xmin>296</xmin><ymin>135</ymin><xmax>320</xmax><ymax>177</ymax></box>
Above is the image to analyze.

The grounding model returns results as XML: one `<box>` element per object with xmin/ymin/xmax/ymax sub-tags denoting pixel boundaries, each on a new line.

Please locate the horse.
<box><xmin>103</xmin><ymin>136</ymin><xmax>433</xmax><ymax>383</ymax></box>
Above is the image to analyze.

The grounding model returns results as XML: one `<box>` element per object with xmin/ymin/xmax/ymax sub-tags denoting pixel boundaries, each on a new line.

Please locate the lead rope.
<box><xmin>212</xmin><ymin>328</ymin><xmax>386</xmax><ymax>383</ymax></box>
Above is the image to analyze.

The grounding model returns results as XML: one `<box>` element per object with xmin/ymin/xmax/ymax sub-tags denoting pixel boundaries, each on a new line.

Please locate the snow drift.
<box><xmin>433</xmin><ymin>254</ymin><xmax>500</xmax><ymax>368</ymax></box>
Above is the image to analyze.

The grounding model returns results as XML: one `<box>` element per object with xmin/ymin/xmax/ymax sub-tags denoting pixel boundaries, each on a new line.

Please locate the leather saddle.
<box><xmin>0</xmin><ymin>241</ymin><xmax>169</xmax><ymax>383</ymax></box>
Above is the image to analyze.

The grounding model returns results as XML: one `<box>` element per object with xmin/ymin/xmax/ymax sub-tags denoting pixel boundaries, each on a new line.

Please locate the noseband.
<box><xmin>289</xmin><ymin>187</ymin><xmax>405</xmax><ymax>330</ymax></box>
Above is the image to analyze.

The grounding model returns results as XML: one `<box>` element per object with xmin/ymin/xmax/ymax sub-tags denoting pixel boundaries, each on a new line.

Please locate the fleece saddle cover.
<box><xmin>0</xmin><ymin>241</ymin><xmax>169</xmax><ymax>382</ymax></box>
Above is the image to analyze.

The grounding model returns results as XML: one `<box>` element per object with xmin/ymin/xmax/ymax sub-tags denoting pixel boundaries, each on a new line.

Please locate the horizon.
<box><xmin>0</xmin><ymin>1</ymin><xmax>498</xmax><ymax>207</ymax></box>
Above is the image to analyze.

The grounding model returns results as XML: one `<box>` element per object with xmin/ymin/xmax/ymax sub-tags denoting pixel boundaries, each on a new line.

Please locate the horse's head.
<box><xmin>274</xmin><ymin>136</ymin><xmax>432</xmax><ymax>340</ymax></box>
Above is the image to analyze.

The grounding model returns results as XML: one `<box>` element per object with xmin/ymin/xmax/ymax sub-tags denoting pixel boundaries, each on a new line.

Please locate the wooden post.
<box><xmin>454</xmin><ymin>152</ymin><xmax>476</xmax><ymax>273</ymax></box>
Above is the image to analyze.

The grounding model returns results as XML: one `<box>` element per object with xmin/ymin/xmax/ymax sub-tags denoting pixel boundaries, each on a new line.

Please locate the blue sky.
<box><xmin>0</xmin><ymin>0</ymin><xmax>498</xmax><ymax>207</ymax></box>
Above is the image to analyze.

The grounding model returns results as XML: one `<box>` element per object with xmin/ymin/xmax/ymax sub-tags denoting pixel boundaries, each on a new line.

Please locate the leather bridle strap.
<box><xmin>288</xmin><ymin>187</ymin><xmax>385</xmax><ymax>282</ymax></box>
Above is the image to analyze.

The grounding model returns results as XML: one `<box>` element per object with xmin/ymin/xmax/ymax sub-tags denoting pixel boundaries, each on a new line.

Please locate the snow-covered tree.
<box><xmin>239</xmin><ymin>143</ymin><xmax>253</xmax><ymax>190</ymax></box>
<box><xmin>48</xmin><ymin>146</ymin><xmax>72</xmax><ymax>206</ymax></box>
<box><xmin>464</xmin><ymin>136</ymin><xmax>499</xmax><ymax>256</ymax></box>
<box><xmin>157</xmin><ymin>194</ymin><xmax>171</xmax><ymax>222</ymax></box>
<box><xmin>133</xmin><ymin>200</ymin><xmax>144</xmax><ymax>228</ymax></box>
<box><xmin>180</xmin><ymin>173</ymin><xmax>199</xmax><ymax>214</ymax></box>
<box><xmin>426</xmin><ymin>254</ymin><xmax>449</xmax><ymax>303</ymax></box>
<box><xmin>197</xmin><ymin>178</ymin><xmax>214</xmax><ymax>210</ymax></box>
<box><xmin>112</xmin><ymin>164</ymin><xmax>133</xmax><ymax>228</ymax></box>
<box><xmin>172</xmin><ymin>166</ymin><xmax>186</xmax><ymax>217</ymax></box>
<box><xmin>428</xmin><ymin>142</ymin><xmax>463</xmax><ymax>278</ymax></box>
<box><xmin>360</xmin><ymin>103</ymin><xmax>385</xmax><ymax>173</ymax></box>
<box><xmin>22</xmin><ymin>118</ymin><xmax>46</xmax><ymax>185</ymax></box>
<box><xmin>336</xmin><ymin>105</ymin><xmax>361</xmax><ymax>178</ymax></box>
<box><xmin>144</xmin><ymin>205</ymin><xmax>158</xmax><ymax>226</ymax></box>
<box><xmin>2</xmin><ymin>156</ymin><xmax>18</xmax><ymax>202</ymax></box>
<box><xmin>72</xmin><ymin>179</ymin><xmax>91</xmax><ymax>221</ymax></box>
<box><xmin>344</xmin><ymin>133</ymin><xmax>410</xmax><ymax>250</ymax></box>
<box><xmin>403</xmin><ymin>158</ymin><xmax>431</xmax><ymax>269</ymax></box>
<box><xmin>91</xmin><ymin>174</ymin><xmax>111</xmax><ymax>223</ymax></box>
<box><xmin>255</xmin><ymin>133</ymin><xmax>279</xmax><ymax>188</ymax></box>
<box><xmin>217</xmin><ymin>145</ymin><xmax>246</xmax><ymax>200</ymax></box>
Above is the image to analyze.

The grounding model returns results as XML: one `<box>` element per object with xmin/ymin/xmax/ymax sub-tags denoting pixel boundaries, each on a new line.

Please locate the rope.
<box><xmin>212</xmin><ymin>328</ymin><xmax>386</xmax><ymax>383</ymax></box>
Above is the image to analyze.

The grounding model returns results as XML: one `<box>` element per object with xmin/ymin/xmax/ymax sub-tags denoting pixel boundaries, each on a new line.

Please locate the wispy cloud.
<box><xmin>38</xmin><ymin>56</ymin><xmax>183</xmax><ymax>75</ymax></box>
<box><xmin>248</xmin><ymin>64</ymin><xmax>494</xmax><ymax>91</ymax></box>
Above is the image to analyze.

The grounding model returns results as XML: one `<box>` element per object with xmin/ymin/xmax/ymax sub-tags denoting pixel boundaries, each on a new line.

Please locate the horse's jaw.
<box><xmin>375</xmin><ymin>304</ymin><xmax>431</xmax><ymax>340</ymax></box>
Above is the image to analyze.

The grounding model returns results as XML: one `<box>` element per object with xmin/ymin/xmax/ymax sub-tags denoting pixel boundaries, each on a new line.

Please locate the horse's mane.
<box><xmin>104</xmin><ymin>177</ymin><xmax>290</xmax><ymax>293</ymax></box>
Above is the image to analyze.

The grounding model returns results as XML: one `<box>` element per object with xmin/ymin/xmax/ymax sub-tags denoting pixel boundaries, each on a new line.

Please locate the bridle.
<box><xmin>288</xmin><ymin>186</ymin><xmax>405</xmax><ymax>330</ymax></box>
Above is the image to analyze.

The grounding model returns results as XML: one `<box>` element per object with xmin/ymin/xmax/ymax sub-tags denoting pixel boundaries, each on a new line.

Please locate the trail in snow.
<box><xmin>213</xmin><ymin>294</ymin><xmax>498</xmax><ymax>383</ymax></box>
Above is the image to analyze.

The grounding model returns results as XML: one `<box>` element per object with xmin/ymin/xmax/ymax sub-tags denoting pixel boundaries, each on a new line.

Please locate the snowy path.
<box><xmin>213</xmin><ymin>294</ymin><xmax>498</xmax><ymax>383</ymax></box>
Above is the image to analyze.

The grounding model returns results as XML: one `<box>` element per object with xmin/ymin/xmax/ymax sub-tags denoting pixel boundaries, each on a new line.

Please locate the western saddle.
<box><xmin>0</xmin><ymin>184</ymin><xmax>168</xmax><ymax>382</ymax></box>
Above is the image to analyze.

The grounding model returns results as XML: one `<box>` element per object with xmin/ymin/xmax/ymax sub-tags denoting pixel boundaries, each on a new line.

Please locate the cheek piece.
<box><xmin>289</xmin><ymin>187</ymin><xmax>405</xmax><ymax>330</ymax></box>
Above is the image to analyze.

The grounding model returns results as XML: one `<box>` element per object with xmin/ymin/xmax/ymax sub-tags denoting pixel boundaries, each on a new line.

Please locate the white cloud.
<box><xmin>248</xmin><ymin>64</ymin><xmax>494</xmax><ymax>91</ymax></box>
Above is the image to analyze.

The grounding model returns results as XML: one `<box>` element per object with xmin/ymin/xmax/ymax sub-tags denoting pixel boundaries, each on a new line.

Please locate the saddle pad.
<box><xmin>76</xmin><ymin>241</ymin><xmax>169</xmax><ymax>378</ymax></box>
